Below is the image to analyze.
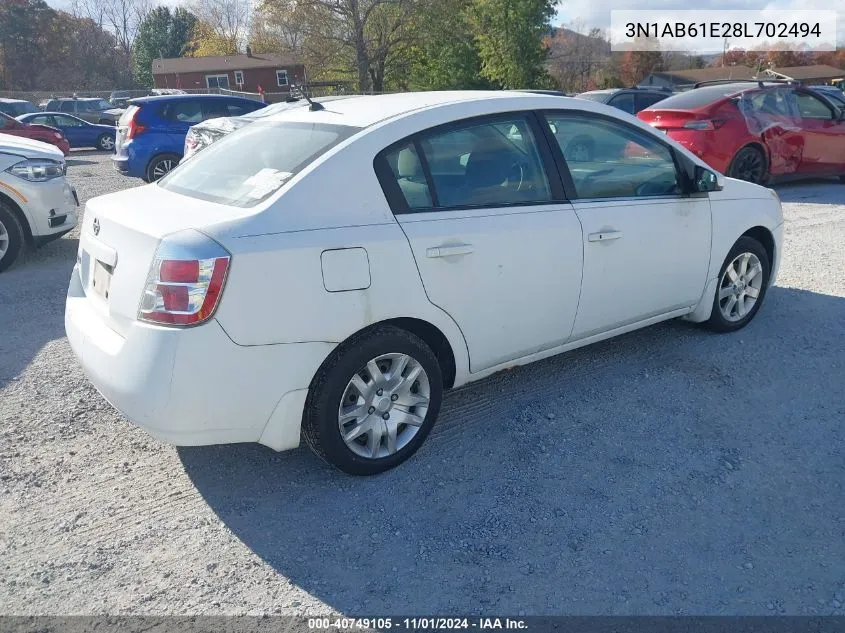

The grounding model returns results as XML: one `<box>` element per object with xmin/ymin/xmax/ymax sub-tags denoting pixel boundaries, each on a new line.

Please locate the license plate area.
<box><xmin>92</xmin><ymin>260</ymin><xmax>113</xmax><ymax>300</ymax></box>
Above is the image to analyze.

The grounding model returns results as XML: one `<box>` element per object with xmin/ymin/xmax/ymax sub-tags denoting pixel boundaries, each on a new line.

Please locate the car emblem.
<box><xmin>93</xmin><ymin>218</ymin><xmax>100</xmax><ymax>235</ymax></box>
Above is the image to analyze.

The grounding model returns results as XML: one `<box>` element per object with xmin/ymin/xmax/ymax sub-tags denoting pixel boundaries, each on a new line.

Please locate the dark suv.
<box><xmin>41</xmin><ymin>98</ymin><xmax>123</xmax><ymax>124</ymax></box>
<box><xmin>576</xmin><ymin>87</ymin><xmax>673</xmax><ymax>114</ymax></box>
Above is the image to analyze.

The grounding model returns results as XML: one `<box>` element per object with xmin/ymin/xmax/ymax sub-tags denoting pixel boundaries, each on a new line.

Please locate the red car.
<box><xmin>0</xmin><ymin>111</ymin><xmax>70</xmax><ymax>155</ymax></box>
<box><xmin>638</xmin><ymin>81</ymin><xmax>845</xmax><ymax>184</ymax></box>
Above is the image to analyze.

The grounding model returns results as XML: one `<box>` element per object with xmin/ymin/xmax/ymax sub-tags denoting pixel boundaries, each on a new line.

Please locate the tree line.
<box><xmin>1</xmin><ymin>0</ymin><xmax>843</xmax><ymax>94</ymax></box>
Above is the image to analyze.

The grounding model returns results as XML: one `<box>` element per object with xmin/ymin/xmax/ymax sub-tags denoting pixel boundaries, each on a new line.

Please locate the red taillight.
<box><xmin>160</xmin><ymin>259</ymin><xmax>199</xmax><ymax>283</ymax></box>
<box><xmin>125</xmin><ymin>106</ymin><xmax>146</xmax><ymax>140</ymax></box>
<box><xmin>138</xmin><ymin>231</ymin><xmax>230</xmax><ymax>327</ymax></box>
<box><xmin>683</xmin><ymin>119</ymin><xmax>726</xmax><ymax>131</ymax></box>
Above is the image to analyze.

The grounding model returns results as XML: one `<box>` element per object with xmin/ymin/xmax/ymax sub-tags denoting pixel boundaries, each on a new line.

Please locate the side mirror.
<box><xmin>694</xmin><ymin>165</ymin><xmax>722</xmax><ymax>192</ymax></box>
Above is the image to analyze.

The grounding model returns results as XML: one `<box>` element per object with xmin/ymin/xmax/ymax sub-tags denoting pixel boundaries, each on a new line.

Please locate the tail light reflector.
<box><xmin>138</xmin><ymin>230</ymin><xmax>230</xmax><ymax>326</ymax></box>
<box><xmin>683</xmin><ymin>119</ymin><xmax>726</xmax><ymax>131</ymax></box>
<box><xmin>125</xmin><ymin>106</ymin><xmax>146</xmax><ymax>140</ymax></box>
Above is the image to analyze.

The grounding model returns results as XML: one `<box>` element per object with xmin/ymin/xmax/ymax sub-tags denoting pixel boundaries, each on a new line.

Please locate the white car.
<box><xmin>65</xmin><ymin>91</ymin><xmax>783</xmax><ymax>475</ymax></box>
<box><xmin>0</xmin><ymin>134</ymin><xmax>78</xmax><ymax>272</ymax></box>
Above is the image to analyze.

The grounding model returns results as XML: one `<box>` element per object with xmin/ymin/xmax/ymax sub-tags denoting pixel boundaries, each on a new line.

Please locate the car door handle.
<box><xmin>588</xmin><ymin>231</ymin><xmax>623</xmax><ymax>242</ymax></box>
<box><xmin>426</xmin><ymin>244</ymin><xmax>474</xmax><ymax>258</ymax></box>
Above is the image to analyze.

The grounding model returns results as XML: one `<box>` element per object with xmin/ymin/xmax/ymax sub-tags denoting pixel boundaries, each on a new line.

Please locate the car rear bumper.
<box><xmin>65</xmin><ymin>267</ymin><xmax>335</xmax><ymax>451</ymax></box>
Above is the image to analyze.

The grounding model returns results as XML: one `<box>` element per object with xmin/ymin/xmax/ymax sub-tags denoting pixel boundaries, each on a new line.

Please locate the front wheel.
<box><xmin>302</xmin><ymin>325</ymin><xmax>443</xmax><ymax>475</ymax></box>
<box><xmin>0</xmin><ymin>202</ymin><xmax>26</xmax><ymax>273</ymax></box>
<box><xmin>145</xmin><ymin>154</ymin><xmax>180</xmax><ymax>182</ymax></box>
<box><xmin>97</xmin><ymin>134</ymin><xmax>115</xmax><ymax>151</ymax></box>
<box><xmin>705</xmin><ymin>236</ymin><xmax>771</xmax><ymax>332</ymax></box>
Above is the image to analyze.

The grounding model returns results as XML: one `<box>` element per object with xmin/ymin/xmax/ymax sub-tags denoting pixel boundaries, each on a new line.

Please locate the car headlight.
<box><xmin>5</xmin><ymin>158</ymin><xmax>66</xmax><ymax>182</ymax></box>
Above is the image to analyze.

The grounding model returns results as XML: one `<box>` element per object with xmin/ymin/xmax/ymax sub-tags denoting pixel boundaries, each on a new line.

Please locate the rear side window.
<box><xmin>382</xmin><ymin>115</ymin><xmax>552</xmax><ymax>211</ymax></box>
<box><xmin>607</xmin><ymin>93</ymin><xmax>635</xmax><ymax>114</ymax></box>
<box><xmin>59</xmin><ymin>101</ymin><xmax>75</xmax><ymax>113</ymax></box>
<box><xmin>635</xmin><ymin>93</ymin><xmax>668</xmax><ymax>111</ymax></box>
<box><xmin>158</xmin><ymin>121</ymin><xmax>359</xmax><ymax>207</ymax></box>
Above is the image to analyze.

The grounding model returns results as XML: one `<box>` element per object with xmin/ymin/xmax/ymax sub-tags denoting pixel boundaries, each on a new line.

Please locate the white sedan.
<box><xmin>65</xmin><ymin>91</ymin><xmax>783</xmax><ymax>475</ymax></box>
<box><xmin>0</xmin><ymin>134</ymin><xmax>78</xmax><ymax>272</ymax></box>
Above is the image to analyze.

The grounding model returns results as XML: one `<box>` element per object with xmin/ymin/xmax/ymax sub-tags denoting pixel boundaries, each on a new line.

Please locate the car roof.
<box><xmin>132</xmin><ymin>93</ymin><xmax>260</xmax><ymax>104</ymax></box>
<box><xmin>28</xmin><ymin>111</ymin><xmax>85</xmax><ymax>117</ymax></box>
<box><xmin>258</xmin><ymin>90</ymin><xmax>573</xmax><ymax>128</ymax></box>
<box><xmin>0</xmin><ymin>98</ymin><xmax>30</xmax><ymax>104</ymax></box>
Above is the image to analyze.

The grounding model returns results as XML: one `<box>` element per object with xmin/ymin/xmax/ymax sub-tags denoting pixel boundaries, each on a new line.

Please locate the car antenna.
<box><xmin>294</xmin><ymin>83</ymin><xmax>323</xmax><ymax>111</ymax></box>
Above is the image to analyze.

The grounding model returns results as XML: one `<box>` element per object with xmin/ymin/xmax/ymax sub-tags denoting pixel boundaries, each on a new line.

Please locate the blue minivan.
<box><xmin>113</xmin><ymin>94</ymin><xmax>266</xmax><ymax>181</ymax></box>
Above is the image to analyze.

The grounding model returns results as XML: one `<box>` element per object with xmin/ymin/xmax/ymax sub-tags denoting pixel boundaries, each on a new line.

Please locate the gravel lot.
<box><xmin>1</xmin><ymin>151</ymin><xmax>844</xmax><ymax>616</ymax></box>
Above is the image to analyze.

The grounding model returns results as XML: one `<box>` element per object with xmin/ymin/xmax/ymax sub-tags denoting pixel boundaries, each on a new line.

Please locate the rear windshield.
<box><xmin>158</xmin><ymin>121</ymin><xmax>359</xmax><ymax>207</ymax></box>
<box><xmin>645</xmin><ymin>85</ymin><xmax>748</xmax><ymax>110</ymax></box>
<box><xmin>0</xmin><ymin>101</ymin><xmax>37</xmax><ymax>116</ymax></box>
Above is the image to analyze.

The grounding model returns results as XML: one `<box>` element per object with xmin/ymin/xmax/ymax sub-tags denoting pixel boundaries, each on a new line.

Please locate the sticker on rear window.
<box><xmin>244</xmin><ymin>168</ymin><xmax>293</xmax><ymax>198</ymax></box>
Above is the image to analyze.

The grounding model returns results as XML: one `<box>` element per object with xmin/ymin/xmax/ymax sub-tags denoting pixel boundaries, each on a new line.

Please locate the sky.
<box><xmin>44</xmin><ymin>0</ymin><xmax>843</xmax><ymax>48</ymax></box>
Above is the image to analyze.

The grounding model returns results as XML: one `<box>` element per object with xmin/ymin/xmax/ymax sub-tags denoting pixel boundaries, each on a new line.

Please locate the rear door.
<box><xmin>378</xmin><ymin>112</ymin><xmax>584</xmax><ymax>373</ymax></box>
<box><xmin>163</xmin><ymin>99</ymin><xmax>205</xmax><ymax>150</ymax></box>
<box><xmin>542</xmin><ymin>111</ymin><xmax>711</xmax><ymax>338</ymax></box>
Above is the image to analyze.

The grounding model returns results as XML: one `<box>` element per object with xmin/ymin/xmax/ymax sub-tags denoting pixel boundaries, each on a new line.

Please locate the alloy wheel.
<box><xmin>337</xmin><ymin>353</ymin><xmax>431</xmax><ymax>459</ymax></box>
<box><xmin>0</xmin><ymin>219</ymin><xmax>8</xmax><ymax>259</ymax></box>
<box><xmin>100</xmin><ymin>136</ymin><xmax>115</xmax><ymax>151</ymax></box>
<box><xmin>732</xmin><ymin>149</ymin><xmax>764</xmax><ymax>183</ymax></box>
<box><xmin>717</xmin><ymin>252</ymin><xmax>764</xmax><ymax>322</ymax></box>
<box><xmin>152</xmin><ymin>159</ymin><xmax>176</xmax><ymax>180</ymax></box>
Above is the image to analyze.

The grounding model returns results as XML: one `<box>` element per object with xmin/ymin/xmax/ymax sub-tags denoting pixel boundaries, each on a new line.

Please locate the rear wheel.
<box><xmin>145</xmin><ymin>154</ymin><xmax>180</xmax><ymax>182</ymax></box>
<box><xmin>0</xmin><ymin>202</ymin><xmax>26</xmax><ymax>273</ymax></box>
<box><xmin>705</xmin><ymin>236</ymin><xmax>770</xmax><ymax>332</ymax></box>
<box><xmin>97</xmin><ymin>134</ymin><xmax>115</xmax><ymax>151</ymax></box>
<box><xmin>728</xmin><ymin>146</ymin><xmax>768</xmax><ymax>185</ymax></box>
<box><xmin>302</xmin><ymin>325</ymin><xmax>443</xmax><ymax>475</ymax></box>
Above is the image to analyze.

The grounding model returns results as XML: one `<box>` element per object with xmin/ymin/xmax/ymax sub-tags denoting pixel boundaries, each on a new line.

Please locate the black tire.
<box><xmin>728</xmin><ymin>146</ymin><xmax>768</xmax><ymax>185</ymax></box>
<box><xmin>302</xmin><ymin>325</ymin><xmax>443</xmax><ymax>475</ymax></box>
<box><xmin>145</xmin><ymin>153</ymin><xmax>180</xmax><ymax>182</ymax></box>
<box><xmin>97</xmin><ymin>134</ymin><xmax>115</xmax><ymax>152</ymax></box>
<box><xmin>0</xmin><ymin>202</ymin><xmax>26</xmax><ymax>273</ymax></box>
<box><xmin>704</xmin><ymin>236</ymin><xmax>771</xmax><ymax>333</ymax></box>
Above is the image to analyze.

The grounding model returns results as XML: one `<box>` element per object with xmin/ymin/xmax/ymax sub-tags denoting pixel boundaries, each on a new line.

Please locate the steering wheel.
<box><xmin>505</xmin><ymin>161</ymin><xmax>526</xmax><ymax>191</ymax></box>
<box><xmin>581</xmin><ymin>168</ymin><xmax>615</xmax><ymax>183</ymax></box>
<box><xmin>634</xmin><ymin>174</ymin><xmax>678</xmax><ymax>197</ymax></box>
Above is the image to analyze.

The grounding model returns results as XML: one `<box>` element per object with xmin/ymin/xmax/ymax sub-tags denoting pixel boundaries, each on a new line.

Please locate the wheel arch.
<box><xmin>742</xmin><ymin>225</ymin><xmax>775</xmax><ymax>278</ymax></box>
<box><xmin>730</xmin><ymin>141</ymin><xmax>769</xmax><ymax>175</ymax></box>
<box><xmin>0</xmin><ymin>190</ymin><xmax>34</xmax><ymax>245</ymax></box>
<box><xmin>329</xmin><ymin>317</ymin><xmax>458</xmax><ymax>390</ymax></box>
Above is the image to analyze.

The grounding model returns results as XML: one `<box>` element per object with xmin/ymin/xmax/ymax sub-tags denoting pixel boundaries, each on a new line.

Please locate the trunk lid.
<box><xmin>77</xmin><ymin>184</ymin><xmax>257</xmax><ymax>336</ymax></box>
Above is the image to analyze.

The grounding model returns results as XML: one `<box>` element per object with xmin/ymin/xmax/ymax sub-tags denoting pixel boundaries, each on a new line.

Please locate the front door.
<box><xmin>789</xmin><ymin>90</ymin><xmax>845</xmax><ymax>173</ymax></box>
<box><xmin>542</xmin><ymin>111</ymin><xmax>712</xmax><ymax>339</ymax></box>
<box><xmin>380</xmin><ymin>113</ymin><xmax>584</xmax><ymax>373</ymax></box>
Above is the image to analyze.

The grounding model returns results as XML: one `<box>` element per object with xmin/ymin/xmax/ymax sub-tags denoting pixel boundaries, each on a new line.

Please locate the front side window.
<box><xmin>791</xmin><ymin>91</ymin><xmax>835</xmax><ymax>119</ymax></box>
<box><xmin>159</xmin><ymin>121</ymin><xmax>359</xmax><ymax>207</ymax></box>
<box><xmin>383</xmin><ymin>115</ymin><xmax>552</xmax><ymax>211</ymax></box>
<box><xmin>545</xmin><ymin>113</ymin><xmax>681</xmax><ymax>199</ymax></box>
<box><xmin>167</xmin><ymin>100</ymin><xmax>203</xmax><ymax>123</ymax></box>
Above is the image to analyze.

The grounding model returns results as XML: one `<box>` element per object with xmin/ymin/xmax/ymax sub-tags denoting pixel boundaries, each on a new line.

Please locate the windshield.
<box><xmin>1</xmin><ymin>101</ymin><xmax>37</xmax><ymax>116</ymax></box>
<box><xmin>158</xmin><ymin>121</ymin><xmax>360</xmax><ymax>207</ymax></box>
<box><xmin>577</xmin><ymin>92</ymin><xmax>612</xmax><ymax>103</ymax></box>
